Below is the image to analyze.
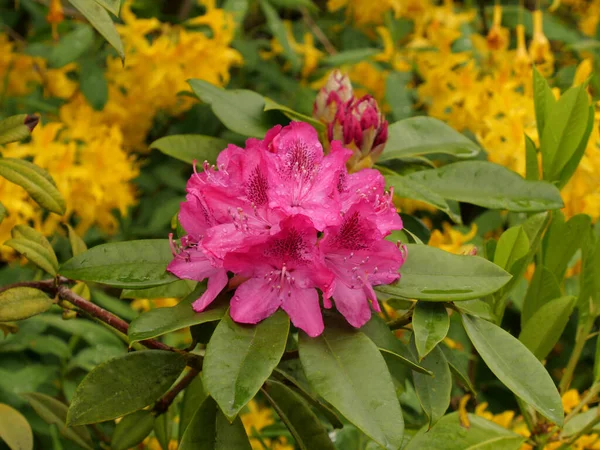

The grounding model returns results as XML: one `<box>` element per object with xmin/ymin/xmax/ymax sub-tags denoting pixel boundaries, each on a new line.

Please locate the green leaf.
<box><xmin>60</xmin><ymin>239</ymin><xmax>178</xmax><ymax>289</ymax></box>
<box><xmin>299</xmin><ymin>322</ymin><xmax>404</xmax><ymax>450</ymax></box>
<box><xmin>179</xmin><ymin>397</ymin><xmax>251</xmax><ymax>450</ymax></box>
<box><xmin>595</xmin><ymin>336</ymin><xmax>600</xmax><ymax>382</ymax></box>
<box><xmin>0</xmin><ymin>403</ymin><xmax>33</xmax><ymax>450</ymax></box>
<box><xmin>262</xmin><ymin>380</ymin><xmax>335</xmax><ymax>450</ymax></box>
<box><xmin>121</xmin><ymin>279</ymin><xmax>197</xmax><ymax>299</ymax></box>
<box><xmin>404</xmin><ymin>412</ymin><xmax>525</xmax><ymax>450</ymax></box>
<box><xmin>6</xmin><ymin>224</ymin><xmax>59</xmax><ymax>275</ymax></box>
<box><xmin>269</xmin><ymin>0</ymin><xmax>318</xmax><ymax>11</ymax></box>
<box><xmin>0</xmin><ymin>114</ymin><xmax>38</xmax><ymax>146</ymax></box>
<box><xmin>375</xmin><ymin>244</ymin><xmax>511</xmax><ymax>301</ymax></box>
<box><xmin>48</xmin><ymin>24</ymin><xmax>94</xmax><ymax>68</ymax></box>
<box><xmin>154</xmin><ymin>409</ymin><xmax>173</xmax><ymax>450</ymax></box>
<box><xmin>0</xmin><ymin>158</ymin><xmax>65</xmax><ymax>214</ymax></box>
<box><xmin>540</xmin><ymin>85</ymin><xmax>590</xmax><ymax>181</ymax></box>
<box><xmin>128</xmin><ymin>287</ymin><xmax>225</xmax><ymax>343</ymax></box>
<box><xmin>360</xmin><ymin>315</ymin><xmax>432</xmax><ymax>375</ymax></box>
<box><xmin>454</xmin><ymin>299</ymin><xmax>495</xmax><ymax>321</ymax></box>
<box><xmin>111</xmin><ymin>410</ymin><xmax>155</xmax><ymax>450</ymax></box>
<box><xmin>462</xmin><ymin>315</ymin><xmax>563</xmax><ymax>425</ymax></box>
<box><xmin>67</xmin><ymin>350</ymin><xmax>187</xmax><ymax>425</ymax></box>
<box><xmin>532</xmin><ymin>66</ymin><xmax>556</xmax><ymax>137</ymax></box>
<box><xmin>413</xmin><ymin>302</ymin><xmax>450</xmax><ymax>360</ymax></box>
<box><xmin>379</xmin><ymin>117</ymin><xmax>480</xmax><ymax>161</ymax></box>
<box><xmin>412</xmin><ymin>344</ymin><xmax>452</xmax><ymax>428</ymax></box>
<box><xmin>0</xmin><ymin>288</ymin><xmax>53</xmax><ymax>322</ymax></box>
<box><xmin>188</xmin><ymin>80</ymin><xmax>272</xmax><ymax>138</ymax></box>
<box><xmin>66</xmin><ymin>345</ymin><xmax>124</xmax><ymax>372</ymax></box>
<box><xmin>543</xmin><ymin>213</ymin><xmax>592</xmax><ymax>281</ymax></box>
<box><xmin>440</xmin><ymin>344</ymin><xmax>476</xmax><ymax>395</ymax></box>
<box><xmin>21</xmin><ymin>392</ymin><xmax>93</xmax><ymax>450</ymax></box>
<box><xmin>67</xmin><ymin>0</ymin><xmax>125</xmax><ymax>60</ymax></box>
<box><xmin>150</xmin><ymin>134</ymin><xmax>228</xmax><ymax>165</ymax></box>
<box><xmin>321</xmin><ymin>48</ymin><xmax>381</xmax><ymax>66</ymax></box>
<box><xmin>519</xmin><ymin>296</ymin><xmax>576</xmax><ymax>360</ymax></box>
<box><xmin>179</xmin><ymin>375</ymin><xmax>208</xmax><ymax>441</ymax></box>
<box><xmin>562</xmin><ymin>407</ymin><xmax>600</xmax><ymax>437</ymax></box>
<box><xmin>263</xmin><ymin>97</ymin><xmax>324</xmax><ymax>130</ymax></box>
<box><xmin>93</xmin><ymin>0</ymin><xmax>120</xmax><ymax>15</ymax></box>
<box><xmin>525</xmin><ymin>134</ymin><xmax>539</xmax><ymax>181</ymax></box>
<box><xmin>406</xmin><ymin>161</ymin><xmax>564</xmax><ymax>212</ymax></box>
<box><xmin>386</xmin><ymin>72</ymin><xmax>413</xmax><ymax>122</ymax></box>
<box><xmin>64</xmin><ymin>224</ymin><xmax>87</xmax><ymax>257</ymax></box>
<box><xmin>556</xmin><ymin>104</ymin><xmax>595</xmax><ymax>189</ymax></box>
<box><xmin>204</xmin><ymin>310</ymin><xmax>289</xmax><ymax>420</ymax></box>
<box><xmin>79</xmin><ymin>57</ymin><xmax>108</xmax><ymax>110</ymax></box>
<box><xmin>259</xmin><ymin>0</ymin><xmax>301</xmax><ymax>73</ymax></box>
<box><xmin>494</xmin><ymin>226</ymin><xmax>529</xmax><ymax>273</ymax></box>
<box><xmin>385</xmin><ymin>175</ymin><xmax>462</xmax><ymax>224</ymax></box>
<box><xmin>38</xmin><ymin>314</ymin><xmax>124</xmax><ymax>347</ymax></box>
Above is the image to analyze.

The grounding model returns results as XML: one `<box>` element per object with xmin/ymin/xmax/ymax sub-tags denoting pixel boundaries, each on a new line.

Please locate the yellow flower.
<box><xmin>46</xmin><ymin>0</ymin><xmax>64</xmax><ymax>39</ymax></box>
<box><xmin>528</xmin><ymin>11</ymin><xmax>554</xmax><ymax>77</ymax></box>
<box><xmin>562</xmin><ymin>389</ymin><xmax>582</xmax><ymax>414</ymax></box>
<box><xmin>241</xmin><ymin>401</ymin><xmax>294</xmax><ymax>450</ymax></box>
<box><xmin>428</xmin><ymin>223</ymin><xmax>477</xmax><ymax>254</ymax></box>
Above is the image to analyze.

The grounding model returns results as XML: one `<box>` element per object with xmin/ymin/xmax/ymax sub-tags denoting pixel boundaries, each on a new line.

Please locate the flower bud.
<box><xmin>313</xmin><ymin>70</ymin><xmax>354</xmax><ymax>124</ymax></box>
<box><xmin>528</xmin><ymin>10</ymin><xmax>554</xmax><ymax>76</ymax></box>
<box><xmin>329</xmin><ymin>95</ymin><xmax>388</xmax><ymax>171</ymax></box>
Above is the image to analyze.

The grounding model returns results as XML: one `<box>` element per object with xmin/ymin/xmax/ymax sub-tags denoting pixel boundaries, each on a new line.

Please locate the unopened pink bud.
<box><xmin>313</xmin><ymin>70</ymin><xmax>354</xmax><ymax>124</ymax></box>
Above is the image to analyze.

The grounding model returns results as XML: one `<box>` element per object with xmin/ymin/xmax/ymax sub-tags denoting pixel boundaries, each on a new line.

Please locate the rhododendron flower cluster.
<box><xmin>167</xmin><ymin>122</ymin><xmax>405</xmax><ymax>337</ymax></box>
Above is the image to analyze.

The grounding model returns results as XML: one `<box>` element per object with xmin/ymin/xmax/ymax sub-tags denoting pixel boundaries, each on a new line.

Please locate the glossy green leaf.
<box><xmin>404</xmin><ymin>412</ymin><xmax>525</xmax><ymax>450</ymax></box>
<box><xmin>412</xmin><ymin>344</ymin><xmax>452</xmax><ymax>428</ymax></box>
<box><xmin>375</xmin><ymin>244</ymin><xmax>511</xmax><ymax>301</ymax></box>
<box><xmin>66</xmin><ymin>345</ymin><xmax>124</xmax><ymax>372</ymax></box>
<box><xmin>462</xmin><ymin>315</ymin><xmax>563</xmax><ymax>425</ymax></box>
<box><xmin>150</xmin><ymin>134</ymin><xmax>228</xmax><ymax>165</ymax></box>
<box><xmin>6</xmin><ymin>224</ymin><xmax>59</xmax><ymax>275</ymax></box>
<box><xmin>406</xmin><ymin>161</ymin><xmax>564</xmax><ymax>212</ymax></box>
<box><xmin>262</xmin><ymin>380</ymin><xmax>335</xmax><ymax>450</ymax></box>
<box><xmin>361</xmin><ymin>314</ymin><xmax>431</xmax><ymax>375</ymax></box>
<box><xmin>188</xmin><ymin>80</ymin><xmax>271</xmax><ymax>138</ymax></box>
<box><xmin>179</xmin><ymin>375</ymin><xmax>208</xmax><ymax>441</ymax></box>
<box><xmin>179</xmin><ymin>397</ymin><xmax>251</xmax><ymax>450</ymax></box>
<box><xmin>21</xmin><ymin>392</ymin><xmax>93</xmax><ymax>450</ymax></box>
<box><xmin>494</xmin><ymin>226</ymin><xmax>529</xmax><ymax>273</ymax></box>
<box><xmin>525</xmin><ymin>134</ymin><xmax>539</xmax><ymax>181</ymax></box>
<box><xmin>38</xmin><ymin>314</ymin><xmax>124</xmax><ymax>347</ymax></box>
<box><xmin>440</xmin><ymin>345</ymin><xmax>476</xmax><ymax>395</ymax></box>
<box><xmin>519</xmin><ymin>296</ymin><xmax>576</xmax><ymax>360</ymax></box>
<box><xmin>454</xmin><ymin>300</ymin><xmax>495</xmax><ymax>321</ymax></box>
<box><xmin>0</xmin><ymin>403</ymin><xmax>33</xmax><ymax>450</ymax></box>
<box><xmin>385</xmin><ymin>175</ymin><xmax>462</xmax><ymax>224</ymax></box>
<box><xmin>64</xmin><ymin>224</ymin><xmax>87</xmax><ymax>257</ymax></box>
<box><xmin>128</xmin><ymin>287</ymin><xmax>225</xmax><ymax>343</ymax></box>
<box><xmin>67</xmin><ymin>0</ymin><xmax>125</xmax><ymax>59</ymax></box>
<box><xmin>386</xmin><ymin>71</ymin><xmax>413</xmax><ymax>121</ymax></box>
<box><xmin>0</xmin><ymin>158</ymin><xmax>65</xmax><ymax>214</ymax></box>
<box><xmin>121</xmin><ymin>279</ymin><xmax>197</xmax><ymax>299</ymax></box>
<box><xmin>299</xmin><ymin>322</ymin><xmax>404</xmax><ymax>450</ymax></box>
<box><xmin>532</xmin><ymin>66</ymin><xmax>556</xmax><ymax>137</ymax></box>
<box><xmin>413</xmin><ymin>302</ymin><xmax>450</xmax><ymax>360</ymax></box>
<box><xmin>380</xmin><ymin>117</ymin><xmax>480</xmax><ymax>161</ymax></box>
<box><xmin>556</xmin><ymin>104</ymin><xmax>595</xmax><ymax>189</ymax></box>
<box><xmin>93</xmin><ymin>0</ymin><xmax>120</xmax><ymax>15</ymax></box>
<box><xmin>67</xmin><ymin>351</ymin><xmax>187</xmax><ymax>425</ymax></box>
<box><xmin>543</xmin><ymin>213</ymin><xmax>592</xmax><ymax>281</ymax></box>
<box><xmin>60</xmin><ymin>239</ymin><xmax>177</xmax><ymax>289</ymax></box>
<box><xmin>263</xmin><ymin>97</ymin><xmax>324</xmax><ymax>130</ymax></box>
<box><xmin>204</xmin><ymin>310</ymin><xmax>289</xmax><ymax>420</ymax></box>
<box><xmin>0</xmin><ymin>288</ymin><xmax>53</xmax><ymax>322</ymax></box>
<box><xmin>540</xmin><ymin>85</ymin><xmax>590</xmax><ymax>181</ymax></box>
<box><xmin>259</xmin><ymin>0</ymin><xmax>301</xmax><ymax>72</ymax></box>
<box><xmin>0</xmin><ymin>114</ymin><xmax>37</xmax><ymax>145</ymax></box>
<box><xmin>48</xmin><ymin>24</ymin><xmax>94</xmax><ymax>68</ymax></box>
<box><xmin>111</xmin><ymin>410</ymin><xmax>155</xmax><ymax>450</ymax></box>
<box><xmin>562</xmin><ymin>407</ymin><xmax>600</xmax><ymax>437</ymax></box>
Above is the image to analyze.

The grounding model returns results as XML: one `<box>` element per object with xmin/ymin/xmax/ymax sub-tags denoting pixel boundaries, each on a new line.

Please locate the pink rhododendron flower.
<box><xmin>167</xmin><ymin>121</ymin><xmax>405</xmax><ymax>337</ymax></box>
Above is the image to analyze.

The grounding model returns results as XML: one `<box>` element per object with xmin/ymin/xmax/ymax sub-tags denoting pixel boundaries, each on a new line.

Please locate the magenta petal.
<box><xmin>230</xmin><ymin>278</ymin><xmax>282</xmax><ymax>324</ymax></box>
<box><xmin>166</xmin><ymin>248</ymin><xmax>219</xmax><ymax>281</ymax></box>
<box><xmin>281</xmin><ymin>287</ymin><xmax>324</xmax><ymax>337</ymax></box>
<box><xmin>192</xmin><ymin>269</ymin><xmax>229</xmax><ymax>312</ymax></box>
<box><xmin>332</xmin><ymin>282</ymin><xmax>372</xmax><ymax>328</ymax></box>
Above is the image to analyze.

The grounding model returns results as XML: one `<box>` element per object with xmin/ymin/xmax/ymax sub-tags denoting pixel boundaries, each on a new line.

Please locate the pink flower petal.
<box><xmin>281</xmin><ymin>287</ymin><xmax>324</xmax><ymax>337</ymax></box>
<box><xmin>331</xmin><ymin>281</ymin><xmax>372</xmax><ymax>328</ymax></box>
<box><xmin>192</xmin><ymin>269</ymin><xmax>229</xmax><ymax>312</ymax></box>
<box><xmin>230</xmin><ymin>278</ymin><xmax>282</xmax><ymax>324</ymax></box>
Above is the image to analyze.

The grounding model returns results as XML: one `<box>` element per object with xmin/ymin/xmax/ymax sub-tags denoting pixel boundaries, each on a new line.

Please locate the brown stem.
<box><xmin>301</xmin><ymin>7</ymin><xmax>337</xmax><ymax>56</ymax></box>
<box><xmin>386</xmin><ymin>310</ymin><xmax>413</xmax><ymax>330</ymax></box>
<box><xmin>0</xmin><ymin>277</ymin><xmax>71</xmax><ymax>295</ymax></box>
<box><xmin>56</xmin><ymin>285</ymin><xmax>173</xmax><ymax>352</ymax></box>
<box><xmin>154</xmin><ymin>368</ymin><xmax>199</xmax><ymax>415</ymax></box>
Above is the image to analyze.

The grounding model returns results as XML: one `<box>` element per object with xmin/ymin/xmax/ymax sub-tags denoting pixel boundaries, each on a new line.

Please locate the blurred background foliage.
<box><xmin>2</xmin><ymin>0</ymin><xmax>600</xmax><ymax>448</ymax></box>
